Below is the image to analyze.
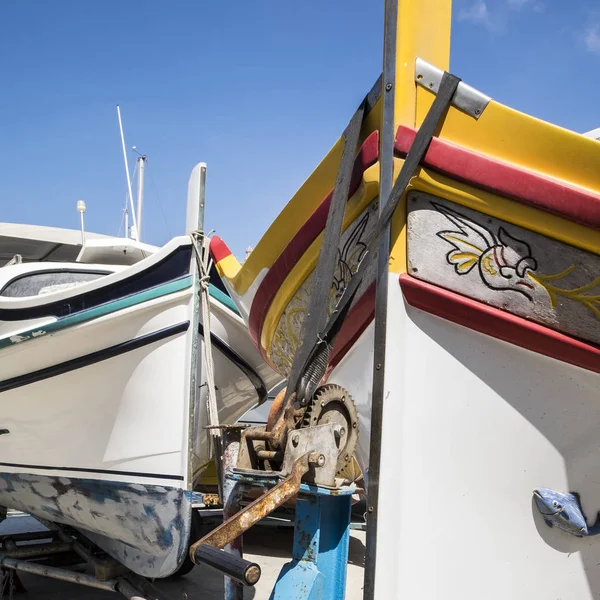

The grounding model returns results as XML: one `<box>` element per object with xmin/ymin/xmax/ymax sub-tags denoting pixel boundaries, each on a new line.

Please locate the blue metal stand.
<box><xmin>270</xmin><ymin>484</ymin><xmax>353</xmax><ymax>600</ymax></box>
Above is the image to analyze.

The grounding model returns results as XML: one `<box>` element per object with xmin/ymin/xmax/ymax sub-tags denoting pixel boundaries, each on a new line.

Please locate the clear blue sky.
<box><xmin>0</xmin><ymin>1</ymin><xmax>598</xmax><ymax>258</ymax></box>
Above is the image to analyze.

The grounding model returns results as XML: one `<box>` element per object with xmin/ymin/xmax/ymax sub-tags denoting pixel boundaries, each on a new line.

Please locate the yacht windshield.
<box><xmin>0</xmin><ymin>270</ymin><xmax>108</xmax><ymax>298</ymax></box>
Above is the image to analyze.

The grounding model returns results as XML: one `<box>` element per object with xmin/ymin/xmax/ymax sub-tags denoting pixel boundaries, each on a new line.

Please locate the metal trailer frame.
<box><xmin>0</xmin><ymin>519</ymin><xmax>174</xmax><ymax>600</ymax></box>
<box><xmin>191</xmin><ymin>467</ymin><xmax>355</xmax><ymax>600</ymax></box>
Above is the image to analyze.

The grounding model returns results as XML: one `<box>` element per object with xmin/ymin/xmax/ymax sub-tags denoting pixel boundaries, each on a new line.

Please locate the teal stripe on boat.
<box><xmin>0</xmin><ymin>275</ymin><xmax>194</xmax><ymax>351</ymax></box>
<box><xmin>209</xmin><ymin>284</ymin><xmax>240</xmax><ymax>315</ymax></box>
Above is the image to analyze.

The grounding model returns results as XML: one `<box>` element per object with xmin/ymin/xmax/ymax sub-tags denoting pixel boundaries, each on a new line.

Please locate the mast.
<box><xmin>116</xmin><ymin>105</ymin><xmax>138</xmax><ymax>240</ymax></box>
<box><xmin>135</xmin><ymin>153</ymin><xmax>147</xmax><ymax>241</ymax></box>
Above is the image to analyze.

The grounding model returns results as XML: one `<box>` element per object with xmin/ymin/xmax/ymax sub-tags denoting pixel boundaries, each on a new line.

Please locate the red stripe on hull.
<box><xmin>394</xmin><ymin>126</ymin><xmax>600</xmax><ymax>231</ymax></box>
<box><xmin>249</xmin><ymin>131</ymin><xmax>380</xmax><ymax>349</ymax></box>
<box><xmin>328</xmin><ymin>282</ymin><xmax>376</xmax><ymax>374</ymax></box>
<box><xmin>399</xmin><ymin>274</ymin><xmax>600</xmax><ymax>374</ymax></box>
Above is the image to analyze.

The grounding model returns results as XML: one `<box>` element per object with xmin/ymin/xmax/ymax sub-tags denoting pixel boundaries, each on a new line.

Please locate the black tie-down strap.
<box><xmin>282</xmin><ymin>75</ymin><xmax>382</xmax><ymax>408</ymax></box>
<box><xmin>288</xmin><ymin>71</ymin><xmax>461</xmax><ymax>407</ymax></box>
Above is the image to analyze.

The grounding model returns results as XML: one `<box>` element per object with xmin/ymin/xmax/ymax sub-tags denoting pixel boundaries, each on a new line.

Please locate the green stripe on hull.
<box><xmin>208</xmin><ymin>284</ymin><xmax>239</xmax><ymax>316</ymax></box>
<box><xmin>0</xmin><ymin>275</ymin><xmax>194</xmax><ymax>351</ymax></box>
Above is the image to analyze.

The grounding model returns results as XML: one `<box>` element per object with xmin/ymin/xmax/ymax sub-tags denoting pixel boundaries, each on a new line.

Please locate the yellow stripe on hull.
<box><xmin>261</xmin><ymin>164</ymin><xmax>381</xmax><ymax>358</ymax></box>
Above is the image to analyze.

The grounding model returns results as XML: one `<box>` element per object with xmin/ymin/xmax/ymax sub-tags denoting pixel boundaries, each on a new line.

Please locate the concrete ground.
<box><xmin>0</xmin><ymin>513</ymin><xmax>366</xmax><ymax>599</ymax></box>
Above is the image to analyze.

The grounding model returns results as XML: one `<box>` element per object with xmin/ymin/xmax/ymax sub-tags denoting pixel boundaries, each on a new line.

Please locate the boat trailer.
<box><xmin>0</xmin><ymin>520</ymin><xmax>174</xmax><ymax>600</ymax></box>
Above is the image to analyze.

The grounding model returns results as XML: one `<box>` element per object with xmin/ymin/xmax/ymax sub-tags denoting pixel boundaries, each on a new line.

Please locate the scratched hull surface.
<box><xmin>0</xmin><ymin>473</ymin><xmax>191</xmax><ymax>578</ymax></box>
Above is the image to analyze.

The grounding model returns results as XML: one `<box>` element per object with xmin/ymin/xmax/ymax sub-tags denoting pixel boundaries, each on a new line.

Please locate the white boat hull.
<box><xmin>0</xmin><ymin>257</ymin><xmax>195</xmax><ymax>577</ymax></box>
<box><xmin>0</xmin><ymin>288</ymin><xmax>193</xmax><ymax>483</ymax></box>
<box><xmin>0</xmin><ymin>239</ymin><xmax>282</xmax><ymax>577</ymax></box>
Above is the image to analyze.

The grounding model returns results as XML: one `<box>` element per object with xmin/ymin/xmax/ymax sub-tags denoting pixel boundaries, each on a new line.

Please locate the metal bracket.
<box><xmin>415</xmin><ymin>57</ymin><xmax>491</xmax><ymax>119</ymax></box>
<box><xmin>281</xmin><ymin>424</ymin><xmax>339</xmax><ymax>487</ymax></box>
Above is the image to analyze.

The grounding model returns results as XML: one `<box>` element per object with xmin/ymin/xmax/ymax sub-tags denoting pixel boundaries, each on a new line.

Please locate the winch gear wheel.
<box><xmin>300</xmin><ymin>384</ymin><xmax>359</xmax><ymax>474</ymax></box>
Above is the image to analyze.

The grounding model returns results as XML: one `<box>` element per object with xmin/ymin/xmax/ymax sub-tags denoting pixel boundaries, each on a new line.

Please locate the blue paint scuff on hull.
<box><xmin>0</xmin><ymin>473</ymin><xmax>191</xmax><ymax>578</ymax></box>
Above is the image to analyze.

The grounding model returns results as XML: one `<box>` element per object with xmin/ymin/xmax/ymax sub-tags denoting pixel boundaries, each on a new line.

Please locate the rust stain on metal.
<box><xmin>242</xmin><ymin>426</ymin><xmax>274</xmax><ymax>442</ymax></box>
<box><xmin>190</xmin><ymin>454</ymin><xmax>310</xmax><ymax>559</ymax></box>
<box><xmin>267</xmin><ymin>392</ymin><xmax>299</xmax><ymax>451</ymax></box>
<box><xmin>203</xmin><ymin>494</ymin><xmax>220</xmax><ymax>507</ymax></box>
<box><xmin>255</xmin><ymin>450</ymin><xmax>284</xmax><ymax>462</ymax></box>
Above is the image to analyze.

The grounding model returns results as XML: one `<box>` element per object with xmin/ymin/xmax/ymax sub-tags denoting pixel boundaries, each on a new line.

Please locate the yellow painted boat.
<box><xmin>212</xmin><ymin>2</ymin><xmax>600</xmax><ymax>596</ymax></box>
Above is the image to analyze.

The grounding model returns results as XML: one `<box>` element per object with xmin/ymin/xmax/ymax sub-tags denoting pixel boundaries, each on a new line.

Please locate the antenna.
<box><xmin>77</xmin><ymin>200</ymin><xmax>87</xmax><ymax>245</ymax></box>
<box><xmin>123</xmin><ymin>205</ymin><xmax>129</xmax><ymax>237</ymax></box>
<box><xmin>116</xmin><ymin>105</ymin><xmax>138</xmax><ymax>240</ymax></box>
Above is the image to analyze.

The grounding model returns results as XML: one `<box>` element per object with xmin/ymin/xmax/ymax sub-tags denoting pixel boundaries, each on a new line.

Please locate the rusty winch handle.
<box><xmin>189</xmin><ymin>453</ymin><xmax>311</xmax><ymax>561</ymax></box>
